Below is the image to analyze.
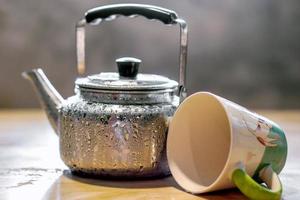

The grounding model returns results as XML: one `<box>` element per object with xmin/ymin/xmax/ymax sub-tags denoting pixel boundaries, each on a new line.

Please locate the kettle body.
<box><xmin>59</xmin><ymin>93</ymin><xmax>178</xmax><ymax>178</ymax></box>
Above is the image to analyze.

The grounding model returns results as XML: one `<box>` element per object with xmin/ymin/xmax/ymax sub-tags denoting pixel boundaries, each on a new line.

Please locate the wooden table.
<box><xmin>0</xmin><ymin>110</ymin><xmax>299</xmax><ymax>200</ymax></box>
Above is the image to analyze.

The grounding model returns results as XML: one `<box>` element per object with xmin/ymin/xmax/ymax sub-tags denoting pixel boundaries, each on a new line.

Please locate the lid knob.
<box><xmin>116</xmin><ymin>57</ymin><xmax>141</xmax><ymax>78</ymax></box>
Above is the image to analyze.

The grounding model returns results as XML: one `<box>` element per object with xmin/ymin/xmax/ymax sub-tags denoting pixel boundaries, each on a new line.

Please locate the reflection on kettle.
<box><xmin>42</xmin><ymin>170</ymin><xmax>184</xmax><ymax>200</ymax></box>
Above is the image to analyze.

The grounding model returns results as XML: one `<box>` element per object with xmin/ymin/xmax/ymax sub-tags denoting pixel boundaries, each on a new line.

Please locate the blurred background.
<box><xmin>0</xmin><ymin>0</ymin><xmax>299</xmax><ymax>109</ymax></box>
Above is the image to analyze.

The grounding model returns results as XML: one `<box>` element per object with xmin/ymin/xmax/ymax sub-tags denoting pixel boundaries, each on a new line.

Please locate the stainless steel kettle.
<box><xmin>23</xmin><ymin>3</ymin><xmax>188</xmax><ymax>178</ymax></box>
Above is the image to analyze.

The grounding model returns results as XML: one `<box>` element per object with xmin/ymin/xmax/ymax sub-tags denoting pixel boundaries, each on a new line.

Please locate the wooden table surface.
<box><xmin>0</xmin><ymin>109</ymin><xmax>299</xmax><ymax>200</ymax></box>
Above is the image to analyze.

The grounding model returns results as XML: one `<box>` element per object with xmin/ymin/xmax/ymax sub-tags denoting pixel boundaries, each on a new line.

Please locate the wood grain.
<box><xmin>0</xmin><ymin>109</ymin><xmax>299</xmax><ymax>200</ymax></box>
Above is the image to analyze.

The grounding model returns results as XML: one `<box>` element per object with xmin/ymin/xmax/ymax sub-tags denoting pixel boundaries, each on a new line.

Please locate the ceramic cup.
<box><xmin>167</xmin><ymin>92</ymin><xmax>287</xmax><ymax>200</ymax></box>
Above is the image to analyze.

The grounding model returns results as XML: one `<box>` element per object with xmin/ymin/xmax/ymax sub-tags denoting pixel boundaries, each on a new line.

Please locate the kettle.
<box><xmin>23</xmin><ymin>3</ymin><xmax>188</xmax><ymax>178</ymax></box>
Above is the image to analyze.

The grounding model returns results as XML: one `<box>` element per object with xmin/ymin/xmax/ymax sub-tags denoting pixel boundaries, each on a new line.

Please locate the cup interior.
<box><xmin>167</xmin><ymin>92</ymin><xmax>231</xmax><ymax>193</ymax></box>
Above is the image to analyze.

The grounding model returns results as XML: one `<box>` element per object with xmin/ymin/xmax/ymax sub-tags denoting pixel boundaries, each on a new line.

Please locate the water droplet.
<box><xmin>110</xmin><ymin>134</ymin><xmax>114</xmax><ymax>140</ymax></box>
<box><xmin>139</xmin><ymin>165</ymin><xmax>144</xmax><ymax>171</ymax></box>
<box><xmin>125</xmin><ymin>133</ymin><xmax>129</xmax><ymax>141</ymax></box>
<box><xmin>111</xmin><ymin>122</ymin><xmax>117</xmax><ymax>128</ymax></box>
<box><xmin>152</xmin><ymin>161</ymin><xmax>158</xmax><ymax>168</ymax></box>
<box><xmin>144</xmin><ymin>139</ymin><xmax>150</xmax><ymax>146</ymax></box>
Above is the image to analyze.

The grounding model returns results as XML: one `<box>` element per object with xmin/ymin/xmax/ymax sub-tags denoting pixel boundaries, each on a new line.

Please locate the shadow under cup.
<box><xmin>167</xmin><ymin>93</ymin><xmax>232</xmax><ymax>193</ymax></box>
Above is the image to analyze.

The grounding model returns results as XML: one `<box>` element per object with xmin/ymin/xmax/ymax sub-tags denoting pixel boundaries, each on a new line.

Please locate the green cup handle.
<box><xmin>232</xmin><ymin>165</ymin><xmax>282</xmax><ymax>200</ymax></box>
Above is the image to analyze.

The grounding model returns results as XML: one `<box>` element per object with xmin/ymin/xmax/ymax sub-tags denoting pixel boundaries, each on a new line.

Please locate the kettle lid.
<box><xmin>75</xmin><ymin>57</ymin><xmax>178</xmax><ymax>91</ymax></box>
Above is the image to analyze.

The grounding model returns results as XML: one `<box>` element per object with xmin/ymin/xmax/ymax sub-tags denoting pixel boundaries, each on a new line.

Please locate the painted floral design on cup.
<box><xmin>242</xmin><ymin>114</ymin><xmax>279</xmax><ymax>147</ymax></box>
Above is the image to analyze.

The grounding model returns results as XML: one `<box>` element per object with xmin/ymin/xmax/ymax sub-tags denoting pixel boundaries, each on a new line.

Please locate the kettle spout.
<box><xmin>22</xmin><ymin>68</ymin><xmax>64</xmax><ymax>135</ymax></box>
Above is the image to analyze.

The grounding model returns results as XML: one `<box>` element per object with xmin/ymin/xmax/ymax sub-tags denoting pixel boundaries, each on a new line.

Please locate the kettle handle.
<box><xmin>85</xmin><ymin>4</ymin><xmax>178</xmax><ymax>25</ymax></box>
<box><xmin>76</xmin><ymin>4</ymin><xmax>188</xmax><ymax>101</ymax></box>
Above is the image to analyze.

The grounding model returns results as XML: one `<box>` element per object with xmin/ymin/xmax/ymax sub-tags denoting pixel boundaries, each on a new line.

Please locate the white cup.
<box><xmin>167</xmin><ymin>92</ymin><xmax>287</xmax><ymax>199</ymax></box>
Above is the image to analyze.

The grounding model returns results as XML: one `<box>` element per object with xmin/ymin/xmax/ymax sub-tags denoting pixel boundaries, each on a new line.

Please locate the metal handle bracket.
<box><xmin>76</xmin><ymin>4</ymin><xmax>188</xmax><ymax>101</ymax></box>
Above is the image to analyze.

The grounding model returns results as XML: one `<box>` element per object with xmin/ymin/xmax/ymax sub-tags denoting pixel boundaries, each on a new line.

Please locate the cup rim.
<box><xmin>167</xmin><ymin>91</ymin><xmax>234</xmax><ymax>193</ymax></box>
